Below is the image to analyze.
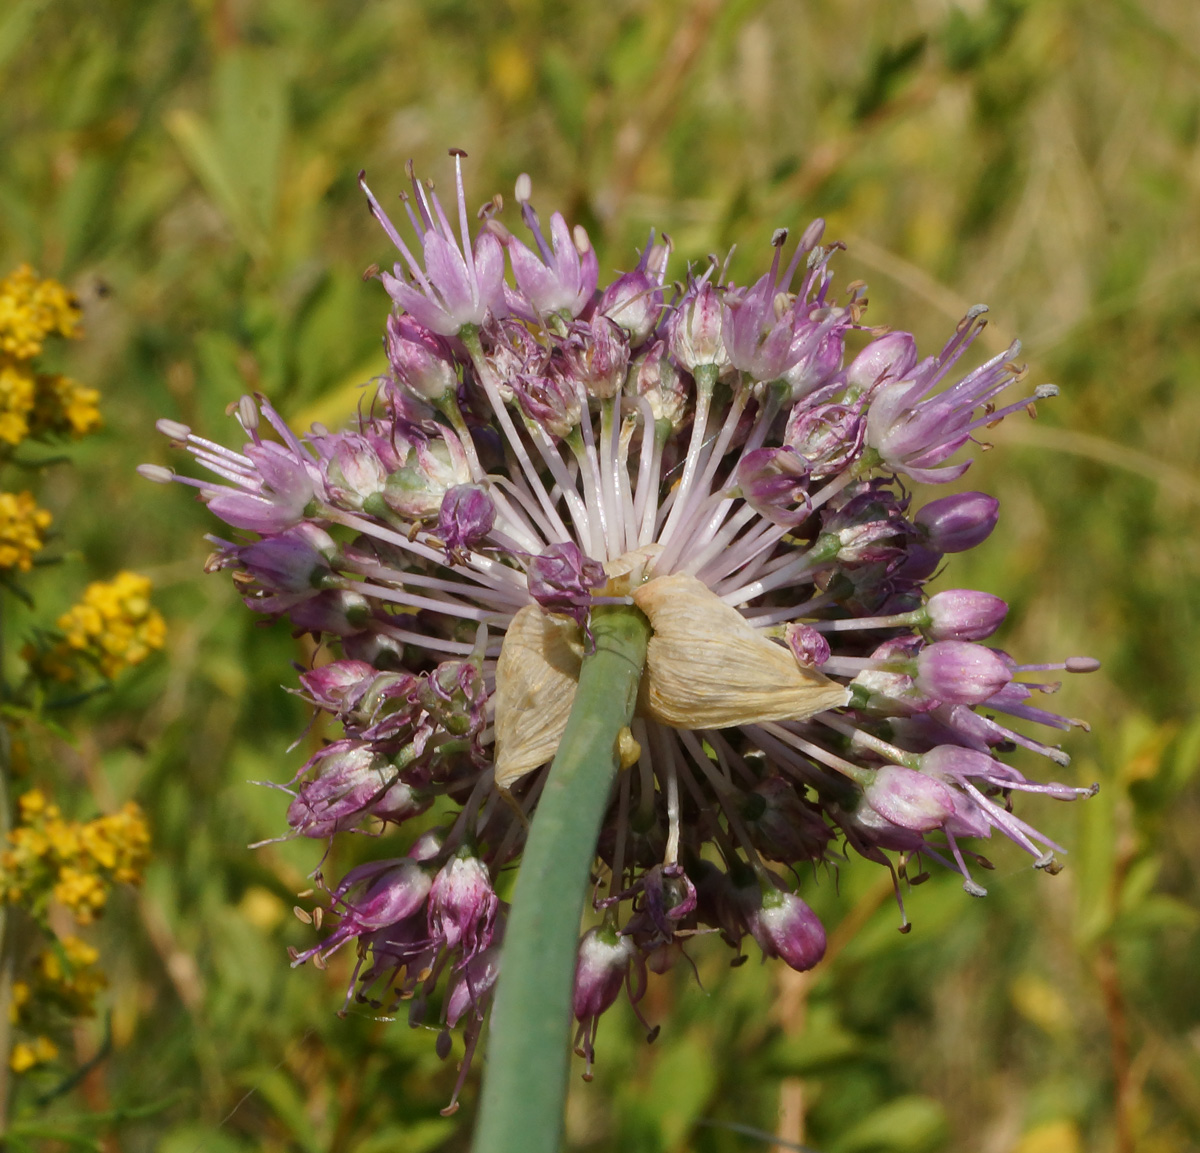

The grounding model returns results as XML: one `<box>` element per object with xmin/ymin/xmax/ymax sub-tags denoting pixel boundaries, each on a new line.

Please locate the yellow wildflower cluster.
<box><xmin>0</xmin><ymin>357</ymin><xmax>35</xmax><ymax>445</ymax></box>
<box><xmin>41</xmin><ymin>571</ymin><xmax>167</xmax><ymax>680</ymax></box>
<box><xmin>0</xmin><ymin>489</ymin><xmax>52</xmax><ymax>571</ymax></box>
<box><xmin>8</xmin><ymin>936</ymin><xmax>106</xmax><ymax>1074</ymax></box>
<box><xmin>0</xmin><ymin>789</ymin><xmax>150</xmax><ymax>924</ymax></box>
<box><xmin>30</xmin><ymin>372</ymin><xmax>102</xmax><ymax>439</ymax></box>
<box><xmin>9</xmin><ymin>1035</ymin><xmax>58</xmax><ymax>1075</ymax></box>
<box><xmin>0</xmin><ymin>267</ymin><xmax>97</xmax><ymax>448</ymax></box>
<box><xmin>0</xmin><ymin>264</ymin><xmax>81</xmax><ymax>361</ymax></box>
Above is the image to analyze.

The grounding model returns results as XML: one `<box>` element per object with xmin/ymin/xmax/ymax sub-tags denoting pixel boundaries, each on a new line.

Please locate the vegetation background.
<box><xmin>2</xmin><ymin>0</ymin><xmax>1199</xmax><ymax>1149</ymax></box>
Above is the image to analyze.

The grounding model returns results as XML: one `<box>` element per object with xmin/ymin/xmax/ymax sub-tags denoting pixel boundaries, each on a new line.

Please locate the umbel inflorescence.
<box><xmin>143</xmin><ymin>151</ymin><xmax>1096</xmax><ymax>1106</ymax></box>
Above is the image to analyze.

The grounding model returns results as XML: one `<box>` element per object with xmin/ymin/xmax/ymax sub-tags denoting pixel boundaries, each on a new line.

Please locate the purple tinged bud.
<box><xmin>573</xmin><ymin>924</ymin><xmax>635</xmax><ymax>1022</ymax></box>
<box><xmin>915</xmin><ymin>492</ymin><xmax>1000</xmax><ymax>553</ymax></box>
<box><xmin>924</xmin><ymin>589</ymin><xmax>1008</xmax><ymax>641</ymax></box>
<box><xmin>845</xmin><ymin>331</ymin><xmax>918</xmax><ymax>393</ymax></box>
<box><xmin>527</xmin><ymin>541</ymin><xmax>607</xmax><ymax>625</ymax></box>
<box><xmin>566</xmin><ymin>315</ymin><xmax>630</xmax><ymax>400</ymax></box>
<box><xmin>438</xmin><ymin>484</ymin><xmax>495</xmax><ymax>556</ymax></box>
<box><xmin>324</xmin><ymin>434</ymin><xmax>389</xmax><ymax>510</ymax></box>
<box><xmin>864</xmin><ymin>765</ymin><xmax>956</xmax><ymax>832</ymax></box>
<box><xmin>299</xmin><ymin>659</ymin><xmax>376</xmax><ymax>712</ymax></box>
<box><xmin>915</xmin><ymin>641</ymin><xmax>1013</xmax><ymax>705</ymax></box>
<box><xmin>746</xmin><ymin>888</ymin><xmax>826</xmax><ymax>973</ymax></box>
<box><xmin>736</xmin><ymin>447</ymin><xmax>811</xmax><ymax>527</ymax></box>
<box><xmin>785</xmin><ymin>622</ymin><xmax>830</xmax><ymax>668</ymax></box>
<box><xmin>428</xmin><ymin>852</ymin><xmax>499</xmax><ymax>956</ymax></box>
<box><xmin>512</xmin><ymin>372</ymin><xmax>583</xmax><ymax>440</ymax></box>
<box><xmin>287</xmin><ymin>745</ymin><xmax>418</xmax><ymax>837</ymax></box>
<box><xmin>238</xmin><ymin>524</ymin><xmax>338</xmax><ymax>593</ymax></box>
<box><xmin>633</xmin><ymin>343</ymin><xmax>688</xmax><ymax>430</ymax></box>
<box><xmin>446</xmin><ymin>947</ymin><xmax>501</xmax><ymax>1027</ymax></box>
<box><xmin>668</xmin><ymin>281</ymin><xmax>727</xmax><ymax>373</ymax></box>
<box><xmin>919</xmin><ymin>743</ymin><xmax>1003</xmax><ymax>782</ymax></box>
<box><xmin>784</xmin><ymin>402</ymin><xmax>865</xmax><ymax>479</ymax></box>
<box><xmin>599</xmin><ymin>268</ymin><xmax>662</xmax><ymax>347</ymax></box>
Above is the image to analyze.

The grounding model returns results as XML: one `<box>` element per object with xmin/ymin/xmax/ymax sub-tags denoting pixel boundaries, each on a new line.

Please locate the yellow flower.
<box><xmin>53</xmin><ymin>865</ymin><xmax>107</xmax><ymax>921</ymax></box>
<box><xmin>30</xmin><ymin>373</ymin><xmax>102</xmax><ymax>440</ymax></box>
<box><xmin>0</xmin><ymin>357</ymin><xmax>36</xmax><ymax>446</ymax></box>
<box><xmin>55</xmin><ymin>572</ymin><xmax>166</xmax><ymax>679</ymax></box>
<box><xmin>0</xmin><ymin>490</ymin><xmax>52</xmax><ymax>571</ymax></box>
<box><xmin>10</xmin><ymin>1036</ymin><xmax>59</xmax><ymax>1073</ymax></box>
<box><xmin>0</xmin><ymin>265</ymin><xmax>81</xmax><ymax>361</ymax></box>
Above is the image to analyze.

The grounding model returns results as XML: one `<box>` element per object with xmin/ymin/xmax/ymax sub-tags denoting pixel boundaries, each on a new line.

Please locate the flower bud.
<box><xmin>915</xmin><ymin>641</ymin><xmax>1012</xmax><ymax>705</ymax></box>
<box><xmin>445</xmin><ymin>946</ymin><xmax>501</xmax><ymax>1027</ymax></box>
<box><xmin>668</xmin><ymin>281</ymin><xmax>727</xmax><ymax>373</ymax></box>
<box><xmin>784</xmin><ymin>623</ymin><xmax>830</xmax><ymax>669</ymax></box>
<box><xmin>737</xmin><ymin>447</ymin><xmax>811</xmax><ymax>526</ymax></box>
<box><xmin>527</xmin><ymin>541</ymin><xmax>606</xmax><ymax>626</ymax></box>
<box><xmin>387</xmin><ymin>314</ymin><xmax>458</xmax><ymax>402</ymax></box>
<box><xmin>429</xmin><ymin>851</ymin><xmax>498</xmax><ymax>956</ymax></box>
<box><xmin>599</xmin><ymin>267</ymin><xmax>662</xmax><ymax>347</ymax></box>
<box><xmin>299</xmin><ymin>659</ymin><xmax>376</xmax><ymax>713</ymax></box>
<box><xmin>924</xmin><ymin>589</ymin><xmax>1008</xmax><ymax>641</ymax></box>
<box><xmin>287</xmin><ymin>744</ymin><xmax>420</xmax><ymax>837</ymax></box>
<box><xmin>573</xmin><ymin>924</ymin><xmax>635</xmax><ymax>1022</ymax></box>
<box><xmin>864</xmin><ymin>765</ymin><xmax>956</xmax><ymax>832</ymax></box>
<box><xmin>914</xmin><ymin>492</ymin><xmax>999</xmax><ymax>553</ymax></box>
<box><xmin>564</xmin><ymin>315</ymin><xmax>630</xmax><ymax>400</ymax></box>
<box><xmin>324</xmin><ymin>434</ymin><xmax>388</xmax><ymax>510</ymax></box>
<box><xmin>844</xmin><ymin>331</ymin><xmax>917</xmax><ymax>393</ymax></box>
<box><xmin>632</xmin><ymin>342</ymin><xmax>689</xmax><ymax>430</ymax></box>
<box><xmin>383</xmin><ymin>433</ymin><xmax>471</xmax><ymax>520</ymax></box>
<box><xmin>438</xmin><ymin>484</ymin><xmax>495</xmax><ymax>556</ymax></box>
<box><xmin>745</xmin><ymin>888</ymin><xmax>826</xmax><ymax>972</ymax></box>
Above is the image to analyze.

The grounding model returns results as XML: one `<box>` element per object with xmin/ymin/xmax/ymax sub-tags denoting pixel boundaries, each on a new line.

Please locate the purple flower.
<box><xmin>527</xmin><ymin>541</ymin><xmax>607</xmax><ymax>625</ymax></box>
<box><xmin>363</xmin><ymin>153</ymin><xmax>507</xmax><ymax>336</ymax></box>
<box><xmin>864</xmin><ymin>310</ymin><xmax>1056</xmax><ymax>482</ymax></box>
<box><xmin>915</xmin><ymin>491</ymin><xmax>1000</xmax><ymax>552</ymax></box>
<box><xmin>387</xmin><ymin>314</ymin><xmax>459</xmax><ymax>402</ymax></box>
<box><xmin>668</xmin><ymin>279</ymin><xmax>727</xmax><ymax>374</ymax></box>
<box><xmin>915</xmin><ymin>640</ymin><xmax>1013</xmax><ymax>705</ymax></box>
<box><xmin>504</xmin><ymin>175</ymin><xmax>598</xmax><ymax>319</ymax></box>
<box><xmin>923</xmin><ymin>589</ymin><xmax>1008</xmax><ymax>641</ymax></box>
<box><xmin>429</xmin><ymin>852</ymin><xmax>499</xmax><ymax>959</ymax></box>
<box><xmin>863</xmin><ymin>765</ymin><xmax>956</xmax><ymax>832</ymax></box>
<box><xmin>745</xmin><ymin>887</ymin><xmax>826</xmax><ymax>972</ymax></box>
<box><xmin>438</xmin><ymin>484</ymin><xmax>496</xmax><ymax>558</ymax></box>
<box><xmin>149</xmin><ymin>155</ymin><xmax>1097</xmax><ymax>1096</ymax></box>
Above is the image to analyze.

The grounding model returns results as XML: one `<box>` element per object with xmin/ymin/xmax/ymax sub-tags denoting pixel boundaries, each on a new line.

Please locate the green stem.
<box><xmin>472</xmin><ymin>604</ymin><xmax>650</xmax><ymax>1153</ymax></box>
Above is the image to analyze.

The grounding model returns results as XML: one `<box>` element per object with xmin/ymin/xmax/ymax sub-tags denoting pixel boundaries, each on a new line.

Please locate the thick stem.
<box><xmin>472</xmin><ymin>604</ymin><xmax>650</xmax><ymax>1153</ymax></box>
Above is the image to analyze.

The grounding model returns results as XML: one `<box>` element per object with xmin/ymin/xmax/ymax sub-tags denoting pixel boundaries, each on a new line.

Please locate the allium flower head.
<box><xmin>147</xmin><ymin>152</ymin><xmax>1097</xmax><ymax>1099</ymax></box>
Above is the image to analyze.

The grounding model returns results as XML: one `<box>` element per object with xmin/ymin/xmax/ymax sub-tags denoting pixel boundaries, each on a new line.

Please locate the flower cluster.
<box><xmin>0</xmin><ymin>265</ymin><xmax>96</xmax><ymax>447</ymax></box>
<box><xmin>0</xmin><ymin>489</ymin><xmax>53</xmax><ymax>572</ymax></box>
<box><xmin>146</xmin><ymin>154</ymin><xmax>1095</xmax><ymax>1100</ymax></box>
<box><xmin>0</xmin><ymin>789</ymin><xmax>151</xmax><ymax>924</ymax></box>
<box><xmin>9</xmin><ymin>935</ymin><xmax>106</xmax><ymax>1074</ymax></box>
<box><xmin>26</xmin><ymin>571</ymin><xmax>167</xmax><ymax>682</ymax></box>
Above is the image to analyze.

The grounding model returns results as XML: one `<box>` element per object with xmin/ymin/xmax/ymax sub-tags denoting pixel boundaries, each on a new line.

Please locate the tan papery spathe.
<box><xmin>493</xmin><ymin>604</ymin><xmax>583</xmax><ymax>788</ymax></box>
<box><xmin>632</xmin><ymin>572</ymin><xmax>850</xmax><ymax>728</ymax></box>
<box><xmin>492</xmin><ymin>571</ymin><xmax>850</xmax><ymax>787</ymax></box>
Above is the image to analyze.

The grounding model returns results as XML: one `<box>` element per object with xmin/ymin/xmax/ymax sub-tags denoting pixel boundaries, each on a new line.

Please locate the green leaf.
<box><xmin>832</xmin><ymin>1095</ymin><xmax>949</xmax><ymax>1153</ymax></box>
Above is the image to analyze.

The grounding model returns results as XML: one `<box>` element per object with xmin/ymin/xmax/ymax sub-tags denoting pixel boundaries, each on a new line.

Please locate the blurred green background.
<box><xmin>2</xmin><ymin>0</ymin><xmax>1199</xmax><ymax>1149</ymax></box>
